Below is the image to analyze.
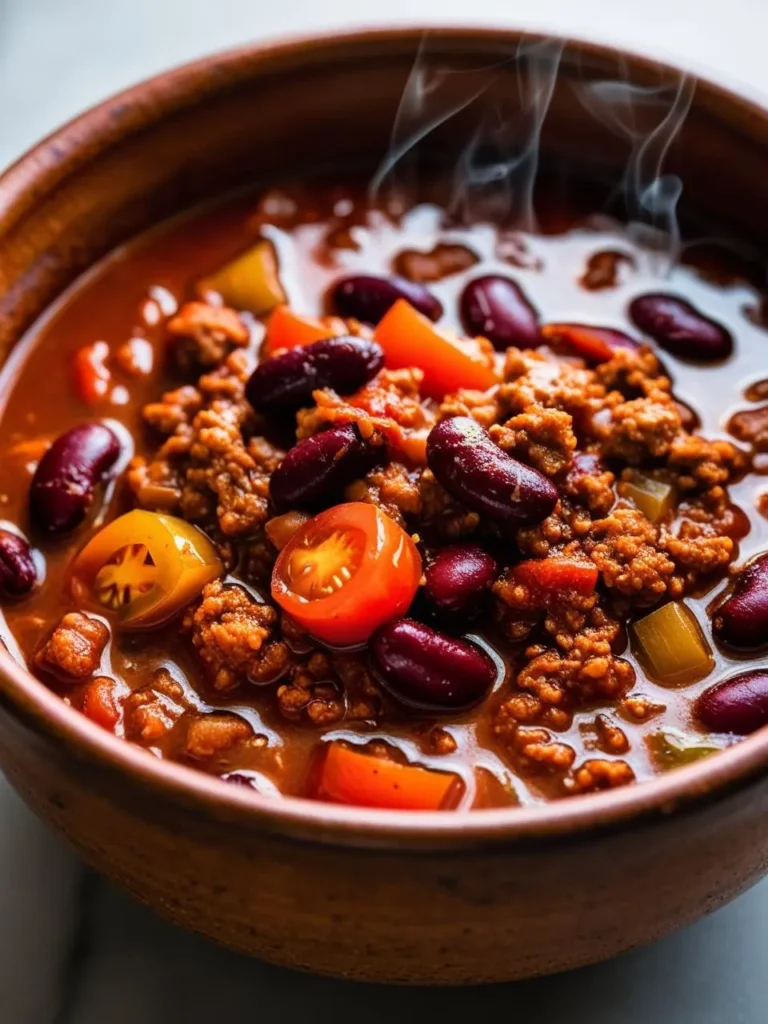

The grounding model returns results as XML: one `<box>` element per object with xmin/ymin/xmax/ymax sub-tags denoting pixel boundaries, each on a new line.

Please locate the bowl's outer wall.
<box><xmin>2</xmin><ymin>30</ymin><xmax>768</xmax><ymax>983</ymax></box>
<box><xmin>1</xmin><ymin>690</ymin><xmax>767</xmax><ymax>983</ymax></box>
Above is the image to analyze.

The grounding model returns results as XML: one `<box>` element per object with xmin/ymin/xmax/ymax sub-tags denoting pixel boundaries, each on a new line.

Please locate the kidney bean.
<box><xmin>629</xmin><ymin>293</ymin><xmax>733</xmax><ymax>361</ymax></box>
<box><xmin>459</xmin><ymin>274</ymin><xmax>539</xmax><ymax>350</ymax></box>
<box><xmin>246</xmin><ymin>336</ymin><xmax>384</xmax><ymax>415</ymax></box>
<box><xmin>696</xmin><ymin>670</ymin><xmax>768</xmax><ymax>734</ymax></box>
<box><xmin>269</xmin><ymin>424</ymin><xmax>382</xmax><ymax>512</ymax></box>
<box><xmin>30</xmin><ymin>423</ymin><xmax>121</xmax><ymax>534</ymax></box>
<box><xmin>0</xmin><ymin>529</ymin><xmax>37</xmax><ymax>599</ymax></box>
<box><xmin>330</xmin><ymin>274</ymin><xmax>442</xmax><ymax>324</ymax></box>
<box><xmin>426</xmin><ymin>416</ymin><xmax>558</xmax><ymax>530</ymax></box>
<box><xmin>370</xmin><ymin>618</ymin><xmax>496</xmax><ymax>711</ymax></box>
<box><xmin>712</xmin><ymin>553</ymin><xmax>768</xmax><ymax>649</ymax></box>
<box><xmin>727</xmin><ymin>405</ymin><xmax>768</xmax><ymax>450</ymax></box>
<box><xmin>424</xmin><ymin>544</ymin><xmax>497</xmax><ymax>615</ymax></box>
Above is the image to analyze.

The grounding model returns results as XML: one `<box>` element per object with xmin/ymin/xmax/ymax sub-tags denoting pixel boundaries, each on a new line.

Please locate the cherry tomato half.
<box><xmin>271</xmin><ymin>502</ymin><xmax>422</xmax><ymax>646</ymax></box>
<box><xmin>71</xmin><ymin>510</ymin><xmax>223</xmax><ymax>629</ymax></box>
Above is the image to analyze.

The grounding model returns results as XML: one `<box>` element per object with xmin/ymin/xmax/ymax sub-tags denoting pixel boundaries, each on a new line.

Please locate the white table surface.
<box><xmin>2</xmin><ymin>0</ymin><xmax>768</xmax><ymax>1020</ymax></box>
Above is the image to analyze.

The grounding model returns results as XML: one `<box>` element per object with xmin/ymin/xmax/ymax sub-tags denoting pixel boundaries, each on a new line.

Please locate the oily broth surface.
<box><xmin>1</xmin><ymin>183</ymin><xmax>767</xmax><ymax>807</ymax></box>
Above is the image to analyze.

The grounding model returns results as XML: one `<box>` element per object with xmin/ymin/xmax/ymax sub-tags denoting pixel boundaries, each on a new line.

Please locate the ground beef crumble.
<box><xmin>167</xmin><ymin>301</ymin><xmax>250</xmax><ymax>370</ymax></box>
<box><xmin>124</xmin><ymin>668</ymin><xmax>188</xmax><ymax>744</ymax></box>
<box><xmin>183</xmin><ymin>580</ymin><xmax>289</xmax><ymax>691</ymax></box>
<box><xmin>35</xmin><ymin>614</ymin><xmax>109</xmax><ymax>682</ymax></box>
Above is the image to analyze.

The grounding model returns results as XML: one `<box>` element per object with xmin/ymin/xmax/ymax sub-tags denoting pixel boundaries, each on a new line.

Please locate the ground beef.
<box><xmin>35</xmin><ymin>613</ymin><xmax>109</xmax><ymax>682</ymax></box>
<box><xmin>595</xmin><ymin>346</ymin><xmax>670</xmax><ymax>399</ymax></box>
<box><xmin>489</xmin><ymin>405</ymin><xmax>576</xmax><ymax>477</ymax></box>
<box><xmin>561</xmin><ymin>451</ymin><xmax>616</xmax><ymax>516</ymax></box>
<box><xmin>167</xmin><ymin>301</ymin><xmax>249</xmax><ymax>370</ymax></box>
<box><xmin>662</xmin><ymin>525</ymin><xmax>735</xmax><ymax>583</ymax></box>
<box><xmin>184</xmin><ymin>581</ymin><xmax>289</xmax><ymax>691</ymax></box>
<box><xmin>142</xmin><ymin>384</ymin><xmax>203</xmax><ymax>435</ymax></box>
<box><xmin>418</xmin><ymin>468</ymin><xmax>480</xmax><ymax>539</ymax></box>
<box><xmin>296</xmin><ymin>368</ymin><xmax>434</xmax><ymax>465</ymax></box>
<box><xmin>602</xmin><ymin>395</ymin><xmax>682</xmax><ymax>463</ymax></box>
<box><xmin>667</xmin><ymin>435</ymin><xmax>745</xmax><ymax>490</ymax></box>
<box><xmin>565</xmin><ymin>758</ymin><xmax>635</xmax><ymax>794</ymax></box>
<box><xmin>515</xmin><ymin>501</ymin><xmax>593</xmax><ymax>558</ymax></box>
<box><xmin>277</xmin><ymin>652</ymin><xmax>344</xmax><ymax>725</ymax></box>
<box><xmin>521</xmin><ymin>646</ymin><xmax>633</xmax><ymax>704</ymax></box>
<box><xmin>620</xmin><ymin>693</ymin><xmax>666</xmax><ymax>721</ymax></box>
<box><xmin>438</xmin><ymin>385</ymin><xmax>503</xmax><ymax>429</ymax></box>
<box><xmin>180</xmin><ymin>403</ymin><xmax>279</xmax><ymax>535</ymax></box>
<box><xmin>276</xmin><ymin>650</ymin><xmax>382</xmax><ymax>726</ymax></box>
<box><xmin>507</xmin><ymin>725</ymin><xmax>576</xmax><ymax>773</ymax></box>
<box><xmin>123</xmin><ymin>668</ymin><xmax>188</xmax><ymax>744</ymax></box>
<box><xmin>585</xmin><ymin>505</ymin><xmax>679</xmax><ymax>603</ymax></box>
<box><xmin>594</xmin><ymin>714</ymin><xmax>630</xmax><ymax>755</ymax></box>
<box><xmin>344</xmin><ymin>462</ymin><xmax>422</xmax><ymax>527</ymax></box>
<box><xmin>128</xmin><ymin>349</ymin><xmax>271</xmax><ymax>535</ymax></box>
<box><xmin>500</xmin><ymin>347</ymin><xmax>610</xmax><ymax>428</ymax></box>
<box><xmin>184</xmin><ymin>712</ymin><xmax>254</xmax><ymax>759</ymax></box>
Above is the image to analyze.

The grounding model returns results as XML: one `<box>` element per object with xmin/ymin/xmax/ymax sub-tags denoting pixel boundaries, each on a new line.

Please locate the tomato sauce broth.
<box><xmin>2</xmin><ymin>180</ymin><xmax>768</xmax><ymax>810</ymax></box>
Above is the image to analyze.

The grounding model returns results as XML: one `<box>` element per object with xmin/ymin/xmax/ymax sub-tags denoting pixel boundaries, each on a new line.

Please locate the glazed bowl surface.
<box><xmin>3</xmin><ymin>27</ymin><xmax>768</xmax><ymax>984</ymax></box>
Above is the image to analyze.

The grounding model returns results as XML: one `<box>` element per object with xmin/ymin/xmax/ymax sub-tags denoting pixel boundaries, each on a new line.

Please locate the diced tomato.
<box><xmin>263</xmin><ymin>306</ymin><xmax>345</xmax><ymax>354</ymax></box>
<box><xmin>271</xmin><ymin>503</ymin><xmax>421</xmax><ymax>647</ymax></box>
<box><xmin>540</xmin><ymin>323</ymin><xmax>639</xmax><ymax>363</ymax></box>
<box><xmin>375</xmin><ymin>299</ymin><xmax>499</xmax><ymax>400</ymax></box>
<box><xmin>511</xmin><ymin>558</ymin><xmax>599</xmax><ymax>602</ymax></box>
<box><xmin>73</xmin><ymin>341</ymin><xmax>111</xmax><ymax>403</ymax></box>
<box><xmin>317</xmin><ymin>742</ymin><xmax>461</xmax><ymax>811</ymax></box>
<box><xmin>82</xmin><ymin>676</ymin><xmax>130</xmax><ymax>731</ymax></box>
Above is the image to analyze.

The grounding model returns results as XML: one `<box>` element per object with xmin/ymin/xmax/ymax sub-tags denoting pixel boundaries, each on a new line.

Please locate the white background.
<box><xmin>2</xmin><ymin>1</ymin><xmax>768</xmax><ymax>1021</ymax></box>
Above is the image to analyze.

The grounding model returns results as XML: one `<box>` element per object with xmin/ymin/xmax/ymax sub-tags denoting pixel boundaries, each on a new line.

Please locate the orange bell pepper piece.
<box><xmin>263</xmin><ymin>306</ymin><xmax>344</xmax><ymax>355</ymax></box>
<box><xmin>318</xmin><ymin>742</ymin><xmax>461</xmax><ymax>811</ymax></box>
<box><xmin>375</xmin><ymin>299</ymin><xmax>499</xmax><ymax>400</ymax></box>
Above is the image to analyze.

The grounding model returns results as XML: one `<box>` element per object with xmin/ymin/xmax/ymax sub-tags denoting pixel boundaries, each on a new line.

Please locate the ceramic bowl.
<box><xmin>2</xmin><ymin>28</ymin><xmax>768</xmax><ymax>984</ymax></box>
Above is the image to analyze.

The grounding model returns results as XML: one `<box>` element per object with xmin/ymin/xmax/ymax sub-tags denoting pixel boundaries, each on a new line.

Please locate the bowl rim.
<box><xmin>3</xmin><ymin>23</ymin><xmax>768</xmax><ymax>851</ymax></box>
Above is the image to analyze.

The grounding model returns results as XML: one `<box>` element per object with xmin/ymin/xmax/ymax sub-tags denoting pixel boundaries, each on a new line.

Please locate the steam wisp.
<box><xmin>370</xmin><ymin>33</ymin><xmax>698</xmax><ymax>274</ymax></box>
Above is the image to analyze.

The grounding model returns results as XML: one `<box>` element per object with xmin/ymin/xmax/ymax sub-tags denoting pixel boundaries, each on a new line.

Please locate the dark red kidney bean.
<box><xmin>0</xmin><ymin>529</ymin><xmax>37</xmax><ymax>599</ymax></box>
<box><xmin>221</xmin><ymin>772</ymin><xmax>261</xmax><ymax>789</ymax></box>
<box><xmin>426</xmin><ymin>416</ymin><xmax>558</xmax><ymax>531</ymax></box>
<box><xmin>269</xmin><ymin>424</ymin><xmax>382</xmax><ymax>512</ymax></box>
<box><xmin>370</xmin><ymin>618</ymin><xmax>496</xmax><ymax>711</ymax></box>
<box><xmin>246</xmin><ymin>336</ymin><xmax>384</xmax><ymax>415</ymax></box>
<box><xmin>30</xmin><ymin>424</ymin><xmax>121</xmax><ymax>534</ymax></box>
<box><xmin>330</xmin><ymin>274</ymin><xmax>442</xmax><ymax>324</ymax></box>
<box><xmin>712</xmin><ymin>553</ymin><xmax>768</xmax><ymax>649</ymax></box>
<box><xmin>459</xmin><ymin>274</ymin><xmax>539</xmax><ymax>350</ymax></box>
<box><xmin>629</xmin><ymin>293</ymin><xmax>733</xmax><ymax>361</ymax></box>
<box><xmin>424</xmin><ymin>544</ymin><xmax>497</xmax><ymax>615</ymax></box>
<box><xmin>696</xmin><ymin>670</ymin><xmax>768</xmax><ymax>734</ymax></box>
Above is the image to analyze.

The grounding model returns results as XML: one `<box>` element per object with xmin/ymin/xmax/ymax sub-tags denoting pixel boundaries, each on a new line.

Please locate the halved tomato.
<box><xmin>271</xmin><ymin>502</ymin><xmax>422</xmax><ymax>646</ymax></box>
<box><xmin>71</xmin><ymin>510</ymin><xmax>223</xmax><ymax>629</ymax></box>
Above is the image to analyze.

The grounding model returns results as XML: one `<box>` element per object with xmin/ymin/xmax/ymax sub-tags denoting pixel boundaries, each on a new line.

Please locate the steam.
<box><xmin>448</xmin><ymin>39</ymin><xmax>564</xmax><ymax>229</ymax></box>
<box><xmin>368</xmin><ymin>37</ymin><xmax>512</xmax><ymax>213</ymax></box>
<box><xmin>370</xmin><ymin>33</ymin><xmax>697</xmax><ymax>273</ymax></box>
<box><xmin>369</xmin><ymin>36</ymin><xmax>563</xmax><ymax>231</ymax></box>
<box><xmin>576</xmin><ymin>67</ymin><xmax>695</xmax><ymax>271</ymax></box>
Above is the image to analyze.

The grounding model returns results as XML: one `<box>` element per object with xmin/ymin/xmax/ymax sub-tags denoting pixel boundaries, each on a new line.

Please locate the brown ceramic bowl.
<box><xmin>2</xmin><ymin>27</ymin><xmax>768</xmax><ymax>986</ymax></box>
